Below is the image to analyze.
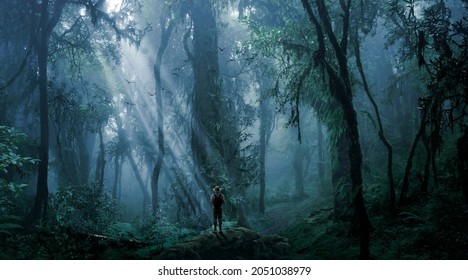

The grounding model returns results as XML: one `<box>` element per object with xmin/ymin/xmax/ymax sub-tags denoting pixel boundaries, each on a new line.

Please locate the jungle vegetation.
<box><xmin>0</xmin><ymin>0</ymin><xmax>467</xmax><ymax>259</ymax></box>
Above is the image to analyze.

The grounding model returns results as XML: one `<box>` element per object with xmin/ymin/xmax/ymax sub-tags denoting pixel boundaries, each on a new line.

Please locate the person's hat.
<box><xmin>213</xmin><ymin>186</ymin><xmax>221</xmax><ymax>192</ymax></box>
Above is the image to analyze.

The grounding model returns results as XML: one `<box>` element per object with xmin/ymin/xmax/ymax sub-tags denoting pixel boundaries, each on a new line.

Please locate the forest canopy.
<box><xmin>0</xmin><ymin>0</ymin><xmax>467</xmax><ymax>260</ymax></box>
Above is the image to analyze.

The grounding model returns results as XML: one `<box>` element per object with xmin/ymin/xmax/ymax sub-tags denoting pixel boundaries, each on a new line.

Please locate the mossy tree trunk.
<box><xmin>190</xmin><ymin>0</ymin><xmax>250</xmax><ymax>228</ymax></box>
<box><xmin>301</xmin><ymin>0</ymin><xmax>371</xmax><ymax>259</ymax></box>
<box><xmin>332</xmin><ymin>134</ymin><xmax>353</xmax><ymax>221</ymax></box>
<box><xmin>190</xmin><ymin>0</ymin><xmax>222</xmax><ymax>185</ymax></box>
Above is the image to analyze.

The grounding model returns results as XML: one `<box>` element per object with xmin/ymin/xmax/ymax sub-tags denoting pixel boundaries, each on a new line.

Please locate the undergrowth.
<box><xmin>282</xmin><ymin>187</ymin><xmax>468</xmax><ymax>259</ymax></box>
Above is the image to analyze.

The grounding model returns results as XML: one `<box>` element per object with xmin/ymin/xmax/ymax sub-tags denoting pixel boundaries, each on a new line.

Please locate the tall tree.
<box><xmin>27</xmin><ymin>0</ymin><xmax>146</xmax><ymax>223</ymax></box>
<box><xmin>385</xmin><ymin>0</ymin><xmax>467</xmax><ymax>203</ymax></box>
<box><xmin>258</xmin><ymin>92</ymin><xmax>274</xmax><ymax>213</ymax></box>
<box><xmin>189</xmin><ymin>0</ymin><xmax>250</xmax><ymax>227</ymax></box>
<box><xmin>350</xmin><ymin>3</ymin><xmax>396</xmax><ymax>211</ymax></box>
<box><xmin>301</xmin><ymin>0</ymin><xmax>371</xmax><ymax>258</ymax></box>
<box><xmin>457</xmin><ymin>129</ymin><xmax>468</xmax><ymax>203</ymax></box>
<box><xmin>316</xmin><ymin>119</ymin><xmax>326</xmax><ymax>194</ymax></box>
<box><xmin>151</xmin><ymin>13</ymin><xmax>175</xmax><ymax>214</ymax></box>
<box><xmin>30</xmin><ymin>0</ymin><xmax>68</xmax><ymax>224</ymax></box>
<box><xmin>190</xmin><ymin>0</ymin><xmax>222</xmax><ymax>185</ymax></box>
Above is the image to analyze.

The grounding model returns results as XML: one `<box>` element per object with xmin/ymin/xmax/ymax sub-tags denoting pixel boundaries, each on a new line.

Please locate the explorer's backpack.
<box><xmin>212</xmin><ymin>193</ymin><xmax>224</xmax><ymax>208</ymax></box>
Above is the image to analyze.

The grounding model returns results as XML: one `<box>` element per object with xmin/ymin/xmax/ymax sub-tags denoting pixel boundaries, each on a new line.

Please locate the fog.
<box><xmin>0</xmin><ymin>0</ymin><xmax>466</xmax><ymax>260</ymax></box>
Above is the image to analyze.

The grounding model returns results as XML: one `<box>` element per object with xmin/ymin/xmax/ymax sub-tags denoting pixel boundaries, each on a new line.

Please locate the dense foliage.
<box><xmin>0</xmin><ymin>0</ymin><xmax>466</xmax><ymax>259</ymax></box>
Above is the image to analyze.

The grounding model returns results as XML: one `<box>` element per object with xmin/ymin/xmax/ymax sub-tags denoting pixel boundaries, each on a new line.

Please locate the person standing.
<box><xmin>210</xmin><ymin>186</ymin><xmax>224</xmax><ymax>232</ymax></box>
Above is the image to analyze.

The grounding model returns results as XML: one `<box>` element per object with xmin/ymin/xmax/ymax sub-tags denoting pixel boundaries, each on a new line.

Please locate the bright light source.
<box><xmin>106</xmin><ymin>0</ymin><xmax>122</xmax><ymax>13</ymax></box>
<box><xmin>79</xmin><ymin>7</ymin><xmax>86</xmax><ymax>16</ymax></box>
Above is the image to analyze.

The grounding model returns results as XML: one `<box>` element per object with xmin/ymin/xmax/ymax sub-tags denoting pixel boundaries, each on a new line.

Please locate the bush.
<box><xmin>0</xmin><ymin>125</ymin><xmax>38</xmax><ymax>236</ymax></box>
<box><xmin>49</xmin><ymin>182</ymin><xmax>120</xmax><ymax>233</ymax></box>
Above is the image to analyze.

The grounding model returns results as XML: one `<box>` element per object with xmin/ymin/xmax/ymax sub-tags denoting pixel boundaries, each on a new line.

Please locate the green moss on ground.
<box><xmin>1</xmin><ymin>187</ymin><xmax>466</xmax><ymax>260</ymax></box>
<box><xmin>280</xmin><ymin>189</ymin><xmax>468</xmax><ymax>259</ymax></box>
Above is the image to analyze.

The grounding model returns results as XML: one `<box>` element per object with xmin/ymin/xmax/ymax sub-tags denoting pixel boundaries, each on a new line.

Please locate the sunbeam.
<box><xmin>105</xmin><ymin>0</ymin><xmax>122</xmax><ymax>13</ymax></box>
<box><xmin>2</xmin><ymin>0</ymin><xmax>466</xmax><ymax>263</ymax></box>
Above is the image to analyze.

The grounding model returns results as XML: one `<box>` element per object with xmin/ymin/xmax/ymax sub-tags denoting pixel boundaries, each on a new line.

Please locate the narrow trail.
<box><xmin>257</xmin><ymin>195</ymin><xmax>324</xmax><ymax>235</ymax></box>
<box><xmin>259</xmin><ymin>202</ymin><xmax>296</xmax><ymax>234</ymax></box>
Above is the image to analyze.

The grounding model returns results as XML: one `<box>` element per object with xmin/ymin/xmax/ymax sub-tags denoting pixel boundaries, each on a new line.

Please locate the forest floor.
<box><xmin>257</xmin><ymin>203</ymin><xmax>294</xmax><ymax>234</ymax></box>
<box><xmin>256</xmin><ymin>186</ymin><xmax>468</xmax><ymax>259</ymax></box>
<box><xmin>1</xmin><ymin>185</ymin><xmax>467</xmax><ymax>259</ymax></box>
<box><xmin>250</xmin><ymin>191</ymin><xmax>331</xmax><ymax>235</ymax></box>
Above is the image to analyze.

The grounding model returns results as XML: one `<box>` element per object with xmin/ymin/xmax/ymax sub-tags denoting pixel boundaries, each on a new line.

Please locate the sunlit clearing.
<box><xmin>106</xmin><ymin>0</ymin><xmax>122</xmax><ymax>13</ymax></box>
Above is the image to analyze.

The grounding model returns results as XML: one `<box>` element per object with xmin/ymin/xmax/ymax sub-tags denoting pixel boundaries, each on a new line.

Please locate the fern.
<box><xmin>0</xmin><ymin>126</ymin><xmax>37</xmax><ymax>236</ymax></box>
<box><xmin>105</xmin><ymin>222</ymin><xmax>136</xmax><ymax>239</ymax></box>
<box><xmin>399</xmin><ymin>211</ymin><xmax>425</xmax><ymax>224</ymax></box>
<box><xmin>0</xmin><ymin>215</ymin><xmax>23</xmax><ymax>236</ymax></box>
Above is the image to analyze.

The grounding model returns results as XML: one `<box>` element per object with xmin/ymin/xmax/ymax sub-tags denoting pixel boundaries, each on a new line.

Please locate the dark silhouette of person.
<box><xmin>210</xmin><ymin>186</ymin><xmax>224</xmax><ymax>232</ymax></box>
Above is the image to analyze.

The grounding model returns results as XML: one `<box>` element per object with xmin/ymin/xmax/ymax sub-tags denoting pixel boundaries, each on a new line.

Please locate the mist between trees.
<box><xmin>0</xmin><ymin>0</ymin><xmax>467</xmax><ymax>260</ymax></box>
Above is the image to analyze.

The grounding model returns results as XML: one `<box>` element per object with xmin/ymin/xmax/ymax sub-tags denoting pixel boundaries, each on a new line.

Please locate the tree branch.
<box><xmin>300</xmin><ymin>0</ymin><xmax>325</xmax><ymax>67</ymax></box>
<box><xmin>339</xmin><ymin>0</ymin><xmax>351</xmax><ymax>53</ymax></box>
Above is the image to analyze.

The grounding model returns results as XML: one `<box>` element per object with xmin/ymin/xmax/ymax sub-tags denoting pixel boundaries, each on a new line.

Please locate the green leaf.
<box><xmin>0</xmin><ymin>215</ymin><xmax>23</xmax><ymax>222</ymax></box>
<box><xmin>0</xmin><ymin>223</ymin><xmax>23</xmax><ymax>230</ymax></box>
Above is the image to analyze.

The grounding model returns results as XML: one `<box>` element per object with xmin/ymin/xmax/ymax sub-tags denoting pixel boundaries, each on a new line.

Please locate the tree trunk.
<box><xmin>190</xmin><ymin>0</ymin><xmax>222</xmax><ymax>182</ymax></box>
<box><xmin>114</xmin><ymin>114</ymin><xmax>151</xmax><ymax>206</ymax></box>
<box><xmin>331</xmin><ymin>134</ymin><xmax>353</xmax><ymax>220</ymax></box>
<box><xmin>457</xmin><ymin>129</ymin><xmax>468</xmax><ymax>203</ymax></box>
<box><xmin>31</xmin><ymin>18</ymin><xmax>50</xmax><ymax>223</ymax></box>
<box><xmin>190</xmin><ymin>0</ymin><xmax>250</xmax><ymax>228</ymax></box>
<box><xmin>94</xmin><ymin>125</ymin><xmax>105</xmax><ymax>185</ymax></box>
<box><xmin>117</xmin><ymin>157</ymin><xmax>124</xmax><ymax>202</ymax></box>
<box><xmin>421</xmin><ymin>130</ymin><xmax>431</xmax><ymax>194</ymax></box>
<box><xmin>30</xmin><ymin>0</ymin><xmax>67</xmax><ymax>223</ymax></box>
<box><xmin>317</xmin><ymin>119</ymin><xmax>326</xmax><ymax>193</ymax></box>
<box><xmin>431</xmin><ymin>146</ymin><xmax>439</xmax><ymax>189</ymax></box>
<box><xmin>353</xmin><ymin>34</ymin><xmax>396</xmax><ymax>211</ymax></box>
<box><xmin>126</xmin><ymin>153</ymin><xmax>151</xmax><ymax>207</ymax></box>
<box><xmin>301</xmin><ymin>0</ymin><xmax>371</xmax><ymax>258</ymax></box>
<box><xmin>151</xmin><ymin>16</ymin><xmax>174</xmax><ymax>214</ymax></box>
<box><xmin>112</xmin><ymin>155</ymin><xmax>120</xmax><ymax>201</ymax></box>
<box><xmin>400</xmin><ymin>110</ymin><xmax>427</xmax><ymax>205</ymax></box>
<box><xmin>293</xmin><ymin>144</ymin><xmax>306</xmax><ymax>199</ymax></box>
<box><xmin>258</xmin><ymin>96</ymin><xmax>268</xmax><ymax>214</ymax></box>
<box><xmin>77</xmin><ymin>130</ymin><xmax>90</xmax><ymax>185</ymax></box>
<box><xmin>258</xmin><ymin>124</ymin><xmax>266</xmax><ymax>214</ymax></box>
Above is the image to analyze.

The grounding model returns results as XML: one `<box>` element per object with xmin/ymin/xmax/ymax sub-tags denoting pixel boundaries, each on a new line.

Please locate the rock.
<box><xmin>155</xmin><ymin>227</ymin><xmax>290</xmax><ymax>259</ymax></box>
